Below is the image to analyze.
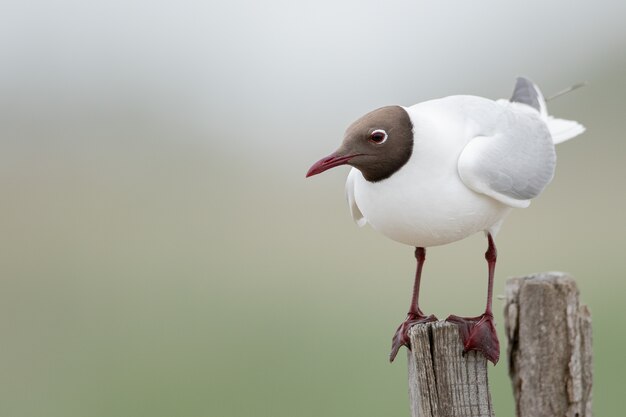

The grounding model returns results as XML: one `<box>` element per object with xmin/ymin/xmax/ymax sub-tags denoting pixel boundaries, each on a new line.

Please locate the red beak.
<box><xmin>306</xmin><ymin>153</ymin><xmax>358</xmax><ymax>178</ymax></box>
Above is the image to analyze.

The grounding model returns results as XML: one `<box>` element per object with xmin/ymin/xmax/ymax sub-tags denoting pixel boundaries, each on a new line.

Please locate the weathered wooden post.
<box><xmin>406</xmin><ymin>272</ymin><xmax>592</xmax><ymax>417</ymax></box>
<box><xmin>407</xmin><ymin>322</ymin><xmax>495</xmax><ymax>417</ymax></box>
<box><xmin>504</xmin><ymin>272</ymin><xmax>593</xmax><ymax>417</ymax></box>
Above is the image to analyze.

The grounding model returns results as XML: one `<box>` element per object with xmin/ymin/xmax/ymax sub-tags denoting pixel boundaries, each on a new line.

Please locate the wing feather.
<box><xmin>458</xmin><ymin>108</ymin><xmax>556</xmax><ymax>208</ymax></box>
<box><xmin>346</xmin><ymin>168</ymin><xmax>367</xmax><ymax>226</ymax></box>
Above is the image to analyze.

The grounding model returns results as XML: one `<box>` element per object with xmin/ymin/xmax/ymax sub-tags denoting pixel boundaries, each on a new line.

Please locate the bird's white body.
<box><xmin>346</xmin><ymin>92</ymin><xmax>584</xmax><ymax>247</ymax></box>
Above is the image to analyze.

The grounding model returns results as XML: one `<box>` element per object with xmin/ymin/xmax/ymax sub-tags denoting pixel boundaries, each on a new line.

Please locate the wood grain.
<box><xmin>407</xmin><ymin>321</ymin><xmax>495</xmax><ymax>417</ymax></box>
<box><xmin>504</xmin><ymin>272</ymin><xmax>593</xmax><ymax>417</ymax></box>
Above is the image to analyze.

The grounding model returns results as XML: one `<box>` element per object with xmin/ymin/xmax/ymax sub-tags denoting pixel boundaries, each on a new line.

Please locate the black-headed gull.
<box><xmin>306</xmin><ymin>78</ymin><xmax>584</xmax><ymax>364</ymax></box>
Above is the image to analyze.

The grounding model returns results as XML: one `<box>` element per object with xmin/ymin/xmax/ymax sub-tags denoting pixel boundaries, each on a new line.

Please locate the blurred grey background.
<box><xmin>1</xmin><ymin>1</ymin><xmax>625</xmax><ymax>416</ymax></box>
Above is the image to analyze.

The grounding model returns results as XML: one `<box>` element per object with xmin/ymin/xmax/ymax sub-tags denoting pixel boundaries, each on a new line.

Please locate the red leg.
<box><xmin>446</xmin><ymin>233</ymin><xmax>500</xmax><ymax>365</ymax></box>
<box><xmin>389</xmin><ymin>247</ymin><xmax>437</xmax><ymax>362</ymax></box>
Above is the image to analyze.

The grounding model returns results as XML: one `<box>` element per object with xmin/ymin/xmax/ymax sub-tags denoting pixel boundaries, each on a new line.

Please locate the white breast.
<box><xmin>348</xmin><ymin>97</ymin><xmax>512</xmax><ymax>247</ymax></box>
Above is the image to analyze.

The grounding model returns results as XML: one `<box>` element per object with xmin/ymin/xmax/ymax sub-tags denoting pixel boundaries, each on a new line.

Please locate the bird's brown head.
<box><xmin>306</xmin><ymin>105</ymin><xmax>414</xmax><ymax>182</ymax></box>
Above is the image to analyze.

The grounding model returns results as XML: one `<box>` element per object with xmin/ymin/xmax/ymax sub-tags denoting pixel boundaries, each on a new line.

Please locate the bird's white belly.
<box><xmin>353</xmin><ymin>168</ymin><xmax>510</xmax><ymax>247</ymax></box>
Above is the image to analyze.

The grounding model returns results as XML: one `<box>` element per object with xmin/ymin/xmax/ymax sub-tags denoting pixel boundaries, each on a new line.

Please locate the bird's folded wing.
<box><xmin>457</xmin><ymin>111</ymin><xmax>556</xmax><ymax>209</ymax></box>
<box><xmin>346</xmin><ymin>168</ymin><xmax>367</xmax><ymax>226</ymax></box>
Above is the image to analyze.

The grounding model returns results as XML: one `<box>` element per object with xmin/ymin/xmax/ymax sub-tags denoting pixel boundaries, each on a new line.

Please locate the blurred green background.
<box><xmin>1</xmin><ymin>1</ymin><xmax>625</xmax><ymax>416</ymax></box>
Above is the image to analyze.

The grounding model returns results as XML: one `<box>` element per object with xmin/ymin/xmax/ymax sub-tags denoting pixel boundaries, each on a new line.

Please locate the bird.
<box><xmin>306</xmin><ymin>77</ymin><xmax>585</xmax><ymax>364</ymax></box>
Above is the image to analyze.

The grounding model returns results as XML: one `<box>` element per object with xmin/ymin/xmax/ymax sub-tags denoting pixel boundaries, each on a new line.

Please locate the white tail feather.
<box><xmin>546</xmin><ymin>116</ymin><xmax>586</xmax><ymax>144</ymax></box>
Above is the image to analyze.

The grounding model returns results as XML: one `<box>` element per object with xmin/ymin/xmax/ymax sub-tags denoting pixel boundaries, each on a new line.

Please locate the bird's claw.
<box><xmin>446</xmin><ymin>312</ymin><xmax>500</xmax><ymax>365</ymax></box>
<box><xmin>389</xmin><ymin>312</ymin><xmax>438</xmax><ymax>362</ymax></box>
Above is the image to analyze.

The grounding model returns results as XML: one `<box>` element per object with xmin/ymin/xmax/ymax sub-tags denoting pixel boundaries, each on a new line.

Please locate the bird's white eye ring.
<box><xmin>369</xmin><ymin>129</ymin><xmax>388</xmax><ymax>144</ymax></box>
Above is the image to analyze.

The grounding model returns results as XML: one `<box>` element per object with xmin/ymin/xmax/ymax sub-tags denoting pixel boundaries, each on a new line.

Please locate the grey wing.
<box><xmin>510</xmin><ymin>77</ymin><xmax>542</xmax><ymax>112</ymax></box>
<box><xmin>458</xmin><ymin>108</ymin><xmax>556</xmax><ymax>208</ymax></box>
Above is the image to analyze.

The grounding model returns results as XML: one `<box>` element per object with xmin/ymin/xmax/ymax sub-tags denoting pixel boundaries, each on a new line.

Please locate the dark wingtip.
<box><xmin>510</xmin><ymin>77</ymin><xmax>541</xmax><ymax>111</ymax></box>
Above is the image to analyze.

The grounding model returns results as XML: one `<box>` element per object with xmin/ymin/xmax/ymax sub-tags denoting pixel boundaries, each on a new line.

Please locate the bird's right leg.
<box><xmin>445</xmin><ymin>233</ymin><xmax>500</xmax><ymax>364</ymax></box>
<box><xmin>389</xmin><ymin>247</ymin><xmax>438</xmax><ymax>362</ymax></box>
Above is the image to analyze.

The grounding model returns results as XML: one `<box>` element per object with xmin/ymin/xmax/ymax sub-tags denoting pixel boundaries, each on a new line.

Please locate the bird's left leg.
<box><xmin>446</xmin><ymin>233</ymin><xmax>500</xmax><ymax>364</ymax></box>
<box><xmin>389</xmin><ymin>247</ymin><xmax>438</xmax><ymax>362</ymax></box>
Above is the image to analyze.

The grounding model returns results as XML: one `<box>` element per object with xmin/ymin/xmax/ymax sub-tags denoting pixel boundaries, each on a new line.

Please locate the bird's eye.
<box><xmin>369</xmin><ymin>129</ymin><xmax>388</xmax><ymax>144</ymax></box>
